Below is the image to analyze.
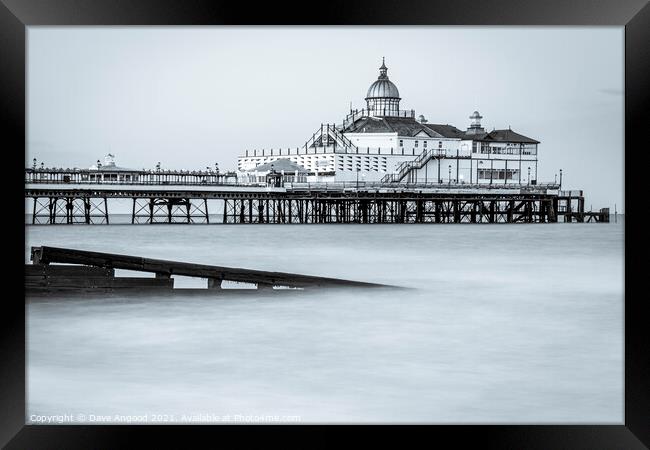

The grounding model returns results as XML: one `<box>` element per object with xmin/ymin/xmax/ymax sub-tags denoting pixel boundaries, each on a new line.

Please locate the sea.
<box><xmin>25</xmin><ymin>218</ymin><xmax>624</xmax><ymax>424</ymax></box>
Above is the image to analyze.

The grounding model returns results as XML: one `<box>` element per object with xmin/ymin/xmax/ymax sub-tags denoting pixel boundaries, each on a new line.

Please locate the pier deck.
<box><xmin>24</xmin><ymin>183</ymin><xmax>608</xmax><ymax>224</ymax></box>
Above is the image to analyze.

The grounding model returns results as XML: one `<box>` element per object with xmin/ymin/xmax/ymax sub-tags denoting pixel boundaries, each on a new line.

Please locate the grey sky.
<box><xmin>27</xmin><ymin>26</ymin><xmax>623</xmax><ymax>210</ymax></box>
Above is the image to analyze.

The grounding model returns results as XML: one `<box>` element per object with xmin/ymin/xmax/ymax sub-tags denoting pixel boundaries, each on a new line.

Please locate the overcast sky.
<box><xmin>27</xmin><ymin>26</ymin><xmax>623</xmax><ymax>210</ymax></box>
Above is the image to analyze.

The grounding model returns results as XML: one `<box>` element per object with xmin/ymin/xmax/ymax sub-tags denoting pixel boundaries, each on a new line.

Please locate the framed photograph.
<box><xmin>3</xmin><ymin>0</ymin><xmax>647</xmax><ymax>447</ymax></box>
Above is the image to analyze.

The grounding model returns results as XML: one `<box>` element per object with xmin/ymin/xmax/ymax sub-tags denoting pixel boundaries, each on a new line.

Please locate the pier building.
<box><xmin>237</xmin><ymin>59</ymin><xmax>540</xmax><ymax>186</ymax></box>
<box><xmin>86</xmin><ymin>154</ymin><xmax>141</xmax><ymax>183</ymax></box>
<box><xmin>239</xmin><ymin>158</ymin><xmax>310</xmax><ymax>184</ymax></box>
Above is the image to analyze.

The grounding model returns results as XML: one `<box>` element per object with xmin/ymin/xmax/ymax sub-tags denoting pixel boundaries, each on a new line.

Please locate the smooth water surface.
<box><xmin>25</xmin><ymin>222</ymin><xmax>624</xmax><ymax>423</ymax></box>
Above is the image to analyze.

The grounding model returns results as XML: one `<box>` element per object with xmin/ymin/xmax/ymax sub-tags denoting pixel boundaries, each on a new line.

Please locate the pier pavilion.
<box><xmin>237</xmin><ymin>59</ymin><xmax>540</xmax><ymax>186</ymax></box>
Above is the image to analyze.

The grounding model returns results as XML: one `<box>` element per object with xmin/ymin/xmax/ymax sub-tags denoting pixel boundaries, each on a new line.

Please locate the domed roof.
<box><xmin>366</xmin><ymin>79</ymin><xmax>400</xmax><ymax>99</ymax></box>
<box><xmin>365</xmin><ymin>58</ymin><xmax>400</xmax><ymax>99</ymax></box>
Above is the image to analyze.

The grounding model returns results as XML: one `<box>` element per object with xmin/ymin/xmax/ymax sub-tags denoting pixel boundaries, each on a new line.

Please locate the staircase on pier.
<box><xmin>303</xmin><ymin>124</ymin><xmax>358</xmax><ymax>153</ymax></box>
<box><xmin>381</xmin><ymin>148</ymin><xmax>447</xmax><ymax>183</ymax></box>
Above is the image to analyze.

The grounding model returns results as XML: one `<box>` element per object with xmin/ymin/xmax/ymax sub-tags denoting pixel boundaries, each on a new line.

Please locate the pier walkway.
<box><xmin>24</xmin><ymin>167</ymin><xmax>608</xmax><ymax>224</ymax></box>
<box><xmin>24</xmin><ymin>183</ymin><xmax>608</xmax><ymax>224</ymax></box>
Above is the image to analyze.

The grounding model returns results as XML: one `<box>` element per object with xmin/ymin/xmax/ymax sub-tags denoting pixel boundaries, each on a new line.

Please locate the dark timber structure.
<box><xmin>25</xmin><ymin>186</ymin><xmax>609</xmax><ymax>224</ymax></box>
<box><xmin>27</xmin><ymin>246</ymin><xmax>390</xmax><ymax>292</ymax></box>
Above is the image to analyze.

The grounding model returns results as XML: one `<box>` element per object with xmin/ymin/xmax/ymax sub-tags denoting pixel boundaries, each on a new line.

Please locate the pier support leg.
<box><xmin>208</xmin><ymin>278</ymin><xmax>222</xmax><ymax>289</ymax></box>
<box><xmin>538</xmin><ymin>201</ymin><xmax>544</xmax><ymax>223</ymax></box>
<box><xmin>578</xmin><ymin>197</ymin><xmax>585</xmax><ymax>222</ymax></box>
<box><xmin>66</xmin><ymin>197</ymin><xmax>73</xmax><ymax>224</ymax></box>
<box><xmin>49</xmin><ymin>197</ymin><xmax>56</xmax><ymax>224</ymax></box>
<box><xmin>550</xmin><ymin>198</ymin><xmax>558</xmax><ymax>223</ymax></box>
<box><xmin>84</xmin><ymin>198</ymin><xmax>91</xmax><ymax>224</ymax></box>
<box><xmin>32</xmin><ymin>197</ymin><xmax>37</xmax><ymax>225</ymax></box>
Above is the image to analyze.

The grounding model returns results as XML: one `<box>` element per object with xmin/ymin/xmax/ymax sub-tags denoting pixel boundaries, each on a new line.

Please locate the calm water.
<box><xmin>25</xmin><ymin>222</ymin><xmax>624</xmax><ymax>423</ymax></box>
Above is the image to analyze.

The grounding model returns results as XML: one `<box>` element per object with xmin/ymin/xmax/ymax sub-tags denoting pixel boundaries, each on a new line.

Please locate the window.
<box><xmin>415</xmin><ymin>141</ymin><xmax>419</xmax><ymax>147</ymax></box>
<box><xmin>439</xmin><ymin>141</ymin><xmax>443</xmax><ymax>149</ymax></box>
<box><xmin>399</xmin><ymin>140</ymin><xmax>404</xmax><ymax>147</ymax></box>
<box><xmin>477</xmin><ymin>169</ymin><xmax>519</xmax><ymax>180</ymax></box>
<box><xmin>423</xmin><ymin>141</ymin><xmax>428</xmax><ymax>148</ymax></box>
<box><xmin>522</xmin><ymin>144</ymin><xmax>537</xmax><ymax>155</ymax></box>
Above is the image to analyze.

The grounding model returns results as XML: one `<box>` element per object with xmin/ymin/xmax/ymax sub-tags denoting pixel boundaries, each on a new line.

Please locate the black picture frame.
<box><xmin>2</xmin><ymin>0</ymin><xmax>647</xmax><ymax>447</ymax></box>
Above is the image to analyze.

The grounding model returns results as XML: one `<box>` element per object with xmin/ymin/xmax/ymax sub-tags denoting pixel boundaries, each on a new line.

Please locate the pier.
<box><xmin>25</xmin><ymin>180</ymin><xmax>609</xmax><ymax>225</ymax></box>
<box><xmin>24</xmin><ymin>184</ymin><xmax>609</xmax><ymax>224</ymax></box>
<box><xmin>24</xmin><ymin>58</ymin><xmax>612</xmax><ymax>226</ymax></box>
<box><xmin>27</xmin><ymin>246</ymin><xmax>390</xmax><ymax>292</ymax></box>
<box><xmin>24</xmin><ymin>164</ymin><xmax>610</xmax><ymax>225</ymax></box>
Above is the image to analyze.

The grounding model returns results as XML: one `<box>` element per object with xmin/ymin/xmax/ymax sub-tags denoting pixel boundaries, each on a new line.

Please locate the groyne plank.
<box><xmin>30</xmin><ymin>246</ymin><xmax>388</xmax><ymax>289</ymax></box>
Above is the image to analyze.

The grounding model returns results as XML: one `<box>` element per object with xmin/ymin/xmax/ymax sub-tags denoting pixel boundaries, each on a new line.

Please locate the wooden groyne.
<box><xmin>27</xmin><ymin>246</ymin><xmax>391</xmax><ymax>293</ymax></box>
<box><xmin>25</xmin><ymin>264</ymin><xmax>174</xmax><ymax>291</ymax></box>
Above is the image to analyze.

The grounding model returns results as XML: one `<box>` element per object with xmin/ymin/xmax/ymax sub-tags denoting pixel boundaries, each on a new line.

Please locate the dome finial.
<box><xmin>379</xmin><ymin>57</ymin><xmax>388</xmax><ymax>79</ymax></box>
